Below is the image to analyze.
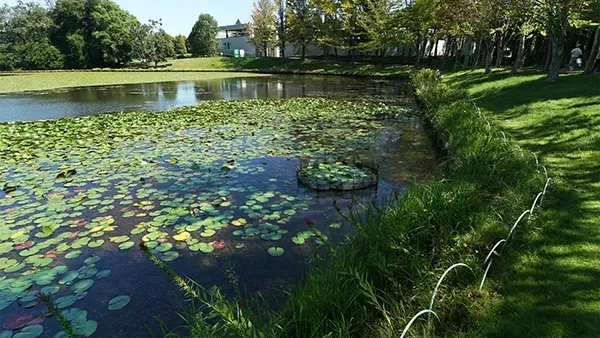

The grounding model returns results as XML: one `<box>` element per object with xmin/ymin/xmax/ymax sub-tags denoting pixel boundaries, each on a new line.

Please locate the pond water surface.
<box><xmin>0</xmin><ymin>75</ymin><xmax>435</xmax><ymax>338</ymax></box>
<box><xmin>0</xmin><ymin>75</ymin><xmax>411</xmax><ymax>122</ymax></box>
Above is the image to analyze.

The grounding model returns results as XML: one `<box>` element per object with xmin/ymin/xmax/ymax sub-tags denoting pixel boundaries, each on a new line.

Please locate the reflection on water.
<box><xmin>0</xmin><ymin>75</ymin><xmax>412</xmax><ymax>122</ymax></box>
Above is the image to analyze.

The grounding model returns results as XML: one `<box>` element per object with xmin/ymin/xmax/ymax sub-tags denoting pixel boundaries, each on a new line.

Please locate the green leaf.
<box><xmin>13</xmin><ymin>325</ymin><xmax>43</xmax><ymax>338</ymax></box>
<box><xmin>267</xmin><ymin>247</ymin><xmax>285</xmax><ymax>257</ymax></box>
<box><xmin>108</xmin><ymin>295</ymin><xmax>131</xmax><ymax>311</ymax></box>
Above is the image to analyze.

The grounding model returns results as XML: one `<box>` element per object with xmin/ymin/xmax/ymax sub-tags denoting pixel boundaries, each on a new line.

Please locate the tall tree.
<box><xmin>132</xmin><ymin>19</ymin><xmax>175</xmax><ymax>67</ymax></box>
<box><xmin>312</xmin><ymin>0</ymin><xmax>343</xmax><ymax>58</ymax></box>
<box><xmin>509</xmin><ymin>0</ymin><xmax>539</xmax><ymax>76</ymax></box>
<box><xmin>400</xmin><ymin>0</ymin><xmax>439</xmax><ymax>66</ymax></box>
<box><xmin>276</xmin><ymin>0</ymin><xmax>287</xmax><ymax>57</ymax></box>
<box><xmin>188</xmin><ymin>13</ymin><xmax>218</xmax><ymax>57</ymax></box>
<box><xmin>0</xmin><ymin>1</ymin><xmax>63</xmax><ymax>70</ymax></box>
<box><xmin>542</xmin><ymin>0</ymin><xmax>575</xmax><ymax>82</ymax></box>
<box><xmin>249</xmin><ymin>0</ymin><xmax>277</xmax><ymax>56</ymax></box>
<box><xmin>174</xmin><ymin>34</ymin><xmax>188</xmax><ymax>56</ymax></box>
<box><xmin>287</xmin><ymin>0</ymin><xmax>315</xmax><ymax>60</ymax></box>
<box><xmin>51</xmin><ymin>0</ymin><xmax>86</xmax><ymax>68</ymax></box>
<box><xmin>84</xmin><ymin>0</ymin><xmax>138</xmax><ymax>68</ymax></box>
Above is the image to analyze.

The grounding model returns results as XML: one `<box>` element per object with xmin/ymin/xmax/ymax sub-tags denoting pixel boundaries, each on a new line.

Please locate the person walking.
<box><xmin>570</xmin><ymin>44</ymin><xmax>583</xmax><ymax>71</ymax></box>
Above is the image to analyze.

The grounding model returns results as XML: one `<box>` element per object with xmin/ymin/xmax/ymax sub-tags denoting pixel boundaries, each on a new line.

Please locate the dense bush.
<box><xmin>14</xmin><ymin>41</ymin><xmax>64</xmax><ymax>70</ymax></box>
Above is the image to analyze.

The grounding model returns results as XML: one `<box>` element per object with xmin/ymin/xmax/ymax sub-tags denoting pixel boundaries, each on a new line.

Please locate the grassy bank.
<box><xmin>0</xmin><ymin>71</ymin><xmax>266</xmax><ymax>94</ymax></box>
<box><xmin>144</xmin><ymin>70</ymin><xmax>545</xmax><ymax>337</ymax></box>
<box><xmin>445</xmin><ymin>70</ymin><xmax>600</xmax><ymax>338</ymax></box>
<box><xmin>167</xmin><ymin>57</ymin><xmax>411</xmax><ymax>77</ymax></box>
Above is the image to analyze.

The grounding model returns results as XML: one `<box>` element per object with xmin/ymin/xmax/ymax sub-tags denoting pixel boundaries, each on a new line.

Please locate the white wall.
<box><xmin>218</xmin><ymin>37</ymin><xmax>257</xmax><ymax>57</ymax></box>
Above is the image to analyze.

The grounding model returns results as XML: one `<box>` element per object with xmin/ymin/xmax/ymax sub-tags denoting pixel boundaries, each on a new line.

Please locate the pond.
<box><xmin>0</xmin><ymin>75</ymin><xmax>412</xmax><ymax>122</ymax></box>
<box><xmin>0</xmin><ymin>76</ymin><xmax>435</xmax><ymax>338</ymax></box>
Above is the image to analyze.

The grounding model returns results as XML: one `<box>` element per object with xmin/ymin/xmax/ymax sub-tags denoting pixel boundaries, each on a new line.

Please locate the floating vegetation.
<box><xmin>298</xmin><ymin>162</ymin><xmax>378</xmax><ymax>191</ymax></box>
<box><xmin>0</xmin><ymin>98</ymin><xmax>432</xmax><ymax>337</ymax></box>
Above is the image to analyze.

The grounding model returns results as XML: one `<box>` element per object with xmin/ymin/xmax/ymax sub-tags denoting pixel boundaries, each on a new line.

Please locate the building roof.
<box><xmin>219</xmin><ymin>19</ymin><xmax>248</xmax><ymax>31</ymax></box>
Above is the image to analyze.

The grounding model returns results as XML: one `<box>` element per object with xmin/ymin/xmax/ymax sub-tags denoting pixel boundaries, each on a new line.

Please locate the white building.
<box><xmin>217</xmin><ymin>20</ymin><xmax>258</xmax><ymax>57</ymax></box>
<box><xmin>217</xmin><ymin>20</ymin><xmax>319</xmax><ymax>58</ymax></box>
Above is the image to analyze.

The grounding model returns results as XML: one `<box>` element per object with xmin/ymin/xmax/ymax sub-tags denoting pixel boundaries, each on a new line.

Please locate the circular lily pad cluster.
<box><xmin>298</xmin><ymin>162</ymin><xmax>378</xmax><ymax>191</ymax></box>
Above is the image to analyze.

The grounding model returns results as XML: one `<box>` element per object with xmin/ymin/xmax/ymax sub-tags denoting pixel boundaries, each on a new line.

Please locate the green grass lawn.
<box><xmin>0</xmin><ymin>71</ymin><xmax>266</xmax><ymax>94</ymax></box>
<box><xmin>446</xmin><ymin>70</ymin><xmax>600</xmax><ymax>338</ymax></box>
<box><xmin>167</xmin><ymin>57</ymin><xmax>412</xmax><ymax>77</ymax></box>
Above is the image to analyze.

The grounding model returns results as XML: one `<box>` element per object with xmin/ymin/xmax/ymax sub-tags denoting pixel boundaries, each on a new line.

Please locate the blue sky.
<box><xmin>1</xmin><ymin>0</ymin><xmax>254</xmax><ymax>36</ymax></box>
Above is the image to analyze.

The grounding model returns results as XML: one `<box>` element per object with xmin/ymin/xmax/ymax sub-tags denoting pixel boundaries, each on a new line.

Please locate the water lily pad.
<box><xmin>55</xmin><ymin>295</ymin><xmax>76</xmax><ymax>309</ymax></box>
<box><xmin>65</xmin><ymin>251</ymin><xmax>82</xmax><ymax>259</ymax></box>
<box><xmin>76</xmin><ymin>320</ymin><xmax>97</xmax><ymax>337</ymax></box>
<box><xmin>40</xmin><ymin>286</ymin><xmax>60</xmax><ymax>295</ymax></box>
<box><xmin>72</xmin><ymin>279</ymin><xmax>94</xmax><ymax>294</ymax></box>
<box><xmin>84</xmin><ymin>256</ymin><xmax>100</xmax><ymax>265</ymax></box>
<box><xmin>155</xmin><ymin>243</ymin><xmax>172</xmax><ymax>253</ymax></box>
<box><xmin>190</xmin><ymin>243</ymin><xmax>213</xmax><ymax>253</ymax></box>
<box><xmin>267</xmin><ymin>247</ymin><xmax>285</xmax><ymax>257</ymax></box>
<box><xmin>161</xmin><ymin>251</ymin><xmax>179</xmax><ymax>262</ymax></box>
<box><xmin>173</xmin><ymin>232</ymin><xmax>190</xmax><ymax>241</ymax></box>
<box><xmin>95</xmin><ymin>270</ymin><xmax>111</xmax><ymax>279</ymax></box>
<box><xmin>13</xmin><ymin>325</ymin><xmax>43</xmax><ymax>338</ymax></box>
<box><xmin>88</xmin><ymin>240</ymin><xmax>104</xmax><ymax>248</ymax></box>
<box><xmin>200</xmin><ymin>229</ymin><xmax>216</xmax><ymax>237</ymax></box>
<box><xmin>108</xmin><ymin>295</ymin><xmax>131</xmax><ymax>311</ymax></box>
<box><xmin>118</xmin><ymin>241</ymin><xmax>134</xmax><ymax>250</ymax></box>
<box><xmin>231</xmin><ymin>218</ymin><xmax>247</xmax><ymax>227</ymax></box>
<box><xmin>109</xmin><ymin>236</ymin><xmax>129</xmax><ymax>244</ymax></box>
<box><xmin>292</xmin><ymin>236</ymin><xmax>305</xmax><ymax>245</ymax></box>
<box><xmin>59</xmin><ymin>271</ymin><xmax>79</xmax><ymax>285</ymax></box>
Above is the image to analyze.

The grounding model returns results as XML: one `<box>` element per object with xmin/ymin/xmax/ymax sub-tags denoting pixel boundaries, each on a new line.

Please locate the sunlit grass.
<box><xmin>0</xmin><ymin>71</ymin><xmax>266</xmax><ymax>94</ymax></box>
<box><xmin>446</xmin><ymin>69</ymin><xmax>600</xmax><ymax>338</ymax></box>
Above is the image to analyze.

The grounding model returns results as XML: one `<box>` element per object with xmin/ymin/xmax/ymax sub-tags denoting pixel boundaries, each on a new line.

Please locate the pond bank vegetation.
<box><xmin>145</xmin><ymin>70</ymin><xmax>547</xmax><ymax>337</ymax></box>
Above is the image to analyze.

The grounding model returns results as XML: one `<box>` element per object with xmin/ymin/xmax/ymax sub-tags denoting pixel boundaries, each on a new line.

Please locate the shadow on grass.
<box><xmin>448</xmin><ymin>71</ymin><xmax>600</xmax><ymax>338</ymax></box>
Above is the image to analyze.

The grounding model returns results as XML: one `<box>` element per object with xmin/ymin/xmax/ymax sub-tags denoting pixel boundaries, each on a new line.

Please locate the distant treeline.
<box><xmin>0</xmin><ymin>0</ymin><xmax>211</xmax><ymax>70</ymax></box>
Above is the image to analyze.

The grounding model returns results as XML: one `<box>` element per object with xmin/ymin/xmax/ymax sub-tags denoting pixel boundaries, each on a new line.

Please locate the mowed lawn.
<box><xmin>0</xmin><ymin>71</ymin><xmax>266</xmax><ymax>94</ymax></box>
<box><xmin>447</xmin><ymin>70</ymin><xmax>600</xmax><ymax>337</ymax></box>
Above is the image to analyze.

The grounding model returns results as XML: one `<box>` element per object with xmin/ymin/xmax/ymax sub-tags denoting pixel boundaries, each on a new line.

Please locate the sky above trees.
<box><xmin>1</xmin><ymin>0</ymin><xmax>254</xmax><ymax>35</ymax></box>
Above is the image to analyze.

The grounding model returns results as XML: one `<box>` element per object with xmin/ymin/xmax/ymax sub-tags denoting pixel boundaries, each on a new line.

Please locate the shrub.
<box><xmin>14</xmin><ymin>41</ymin><xmax>64</xmax><ymax>70</ymax></box>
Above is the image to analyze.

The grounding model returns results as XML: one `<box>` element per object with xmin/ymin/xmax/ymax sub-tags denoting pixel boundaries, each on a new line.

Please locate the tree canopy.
<box><xmin>188</xmin><ymin>14</ymin><xmax>218</xmax><ymax>57</ymax></box>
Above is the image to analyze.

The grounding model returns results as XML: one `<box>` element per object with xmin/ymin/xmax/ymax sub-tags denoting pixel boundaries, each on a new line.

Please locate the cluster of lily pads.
<box><xmin>0</xmin><ymin>98</ymin><xmax>409</xmax><ymax>337</ymax></box>
<box><xmin>298</xmin><ymin>162</ymin><xmax>378</xmax><ymax>191</ymax></box>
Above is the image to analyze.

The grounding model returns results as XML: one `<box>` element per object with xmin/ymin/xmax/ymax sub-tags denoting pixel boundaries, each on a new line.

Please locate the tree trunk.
<box><xmin>443</xmin><ymin>38</ymin><xmax>452</xmax><ymax>68</ymax></box>
<box><xmin>510</xmin><ymin>32</ymin><xmax>527</xmax><ymax>76</ymax></box>
<box><xmin>584</xmin><ymin>26</ymin><xmax>600</xmax><ymax>74</ymax></box>
<box><xmin>301</xmin><ymin>44</ymin><xmax>306</xmax><ymax>62</ymax></box>
<box><xmin>472</xmin><ymin>38</ymin><xmax>483</xmax><ymax>69</ymax></box>
<box><xmin>454</xmin><ymin>39</ymin><xmax>463</xmax><ymax>70</ymax></box>
<box><xmin>546</xmin><ymin>7</ymin><xmax>569</xmax><ymax>83</ymax></box>
<box><xmin>485</xmin><ymin>38</ymin><xmax>496</xmax><ymax>75</ymax></box>
<box><xmin>495</xmin><ymin>32</ymin><xmax>504</xmax><ymax>67</ymax></box>
<box><xmin>434</xmin><ymin>39</ymin><xmax>439</xmax><ymax>57</ymax></box>
<box><xmin>415</xmin><ymin>38</ymin><xmax>422</xmax><ymax>67</ymax></box>
<box><xmin>544</xmin><ymin>41</ymin><xmax>552</xmax><ymax>71</ymax></box>
<box><xmin>463</xmin><ymin>39</ymin><xmax>471</xmax><ymax>68</ymax></box>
